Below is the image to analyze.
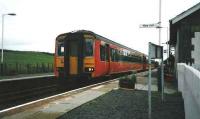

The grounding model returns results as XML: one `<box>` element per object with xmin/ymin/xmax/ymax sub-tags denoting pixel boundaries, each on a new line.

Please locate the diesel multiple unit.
<box><xmin>54</xmin><ymin>30</ymin><xmax>148</xmax><ymax>79</ymax></box>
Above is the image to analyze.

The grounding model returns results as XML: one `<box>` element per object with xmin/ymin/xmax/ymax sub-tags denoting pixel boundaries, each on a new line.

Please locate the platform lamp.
<box><xmin>1</xmin><ymin>13</ymin><xmax>16</xmax><ymax>75</ymax></box>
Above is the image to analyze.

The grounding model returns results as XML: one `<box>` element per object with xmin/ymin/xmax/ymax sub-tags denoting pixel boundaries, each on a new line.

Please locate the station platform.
<box><xmin>1</xmin><ymin>70</ymin><xmax>184</xmax><ymax>119</ymax></box>
<box><xmin>0</xmin><ymin>73</ymin><xmax>54</xmax><ymax>81</ymax></box>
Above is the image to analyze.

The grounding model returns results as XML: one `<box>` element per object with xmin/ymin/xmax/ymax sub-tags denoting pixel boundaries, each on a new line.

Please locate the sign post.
<box><xmin>148</xmin><ymin>43</ymin><xmax>152</xmax><ymax>119</ymax></box>
<box><xmin>148</xmin><ymin>42</ymin><xmax>164</xmax><ymax>119</ymax></box>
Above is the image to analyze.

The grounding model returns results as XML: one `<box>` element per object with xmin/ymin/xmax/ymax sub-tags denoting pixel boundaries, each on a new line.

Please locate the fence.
<box><xmin>177</xmin><ymin>63</ymin><xmax>200</xmax><ymax>119</ymax></box>
<box><xmin>0</xmin><ymin>63</ymin><xmax>54</xmax><ymax>76</ymax></box>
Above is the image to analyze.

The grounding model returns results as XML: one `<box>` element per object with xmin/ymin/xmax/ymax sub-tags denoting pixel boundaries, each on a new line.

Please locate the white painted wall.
<box><xmin>191</xmin><ymin>32</ymin><xmax>200</xmax><ymax>70</ymax></box>
<box><xmin>177</xmin><ymin>63</ymin><xmax>200</xmax><ymax>119</ymax></box>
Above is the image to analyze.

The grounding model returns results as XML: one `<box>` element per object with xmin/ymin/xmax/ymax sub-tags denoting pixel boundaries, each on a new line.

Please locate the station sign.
<box><xmin>139</xmin><ymin>23</ymin><xmax>160</xmax><ymax>28</ymax></box>
<box><xmin>149</xmin><ymin>42</ymin><xmax>163</xmax><ymax>59</ymax></box>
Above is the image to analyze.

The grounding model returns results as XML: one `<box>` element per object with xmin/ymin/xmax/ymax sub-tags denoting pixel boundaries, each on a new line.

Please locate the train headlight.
<box><xmin>85</xmin><ymin>67</ymin><xmax>94</xmax><ymax>72</ymax></box>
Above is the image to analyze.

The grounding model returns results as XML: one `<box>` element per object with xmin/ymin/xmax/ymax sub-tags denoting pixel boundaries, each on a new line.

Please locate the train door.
<box><xmin>105</xmin><ymin>44</ymin><xmax>110</xmax><ymax>75</ymax></box>
<box><xmin>64</xmin><ymin>33</ymin><xmax>84</xmax><ymax>79</ymax></box>
<box><xmin>69</xmin><ymin>40</ymin><xmax>79</xmax><ymax>75</ymax></box>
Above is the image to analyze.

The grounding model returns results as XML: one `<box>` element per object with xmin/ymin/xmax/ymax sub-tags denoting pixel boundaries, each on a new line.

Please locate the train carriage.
<box><xmin>54</xmin><ymin>30</ymin><xmax>147</xmax><ymax>79</ymax></box>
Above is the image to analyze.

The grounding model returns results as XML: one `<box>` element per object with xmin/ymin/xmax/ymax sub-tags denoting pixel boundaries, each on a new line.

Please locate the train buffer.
<box><xmin>0</xmin><ymin>70</ymin><xmax>184</xmax><ymax>119</ymax></box>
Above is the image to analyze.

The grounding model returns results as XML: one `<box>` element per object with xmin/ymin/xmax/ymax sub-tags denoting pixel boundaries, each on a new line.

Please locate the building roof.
<box><xmin>169</xmin><ymin>2</ymin><xmax>200</xmax><ymax>46</ymax></box>
<box><xmin>170</xmin><ymin>2</ymin><xmax>200</xmax><ymax>24</ymax></box>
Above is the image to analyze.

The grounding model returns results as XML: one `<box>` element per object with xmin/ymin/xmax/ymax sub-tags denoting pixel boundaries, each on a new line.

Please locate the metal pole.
<box><xmin>148</xmin><ymin>43</ymin><xmax>152</xmax><ymax>119</ymax></box>
<box><xmin>1</xmin><ymin>14</ymin><xmax>4</xmax><ymax>75</ymax></box>
<box><xmin>1</xmin><ymin>14</ymin><xmax>4</xmax><ymax>64</ymax></box>
<box><xmin>166</xmin><ymin>27</ymin><xmax>169</xmax><ymax>61</ymax></box>
<box><xmin>161</xmin><ymin>58</ymin><xmax>164</xmax><ymax>101</ymax></box>
<box><xmin>1</xmin><ymin>13</ymin><xmax>16</xmax><ymax>75</ymax></box>
<box><xmin>158</xmin><ymin>0</ymin><xmax>162</xmax><ymax>45</ymax></box>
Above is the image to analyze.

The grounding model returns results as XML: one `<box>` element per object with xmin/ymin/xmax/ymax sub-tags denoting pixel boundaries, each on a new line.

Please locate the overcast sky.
<box><xmin>0</xmin><ymin>0</ymin><xmax>199</xmax><ymax>54</ymax></box>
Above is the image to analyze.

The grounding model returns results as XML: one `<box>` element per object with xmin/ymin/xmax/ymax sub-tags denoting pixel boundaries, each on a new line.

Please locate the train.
<box><xmin>54</xmin><ymin>30</ymin><xmax>149</xmax><ymax>79</ymax></box>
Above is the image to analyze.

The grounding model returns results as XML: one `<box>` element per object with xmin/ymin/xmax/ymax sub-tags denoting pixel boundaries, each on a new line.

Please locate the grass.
<box><xmin>0</xmin><ymin>50</ymin><xmax>54</xmax><ymax>78</ymax></box>
<box><xmin>1</xmin><ymin>50</ymin><xmax>54</xmax><ymax>64</ymax></box>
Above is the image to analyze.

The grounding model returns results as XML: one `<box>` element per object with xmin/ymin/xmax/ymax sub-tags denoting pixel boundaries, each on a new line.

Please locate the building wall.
<box><xmin>191</xmin><ymin>32</ymin><xmax>200</xmax><ymax>71</ymax></box>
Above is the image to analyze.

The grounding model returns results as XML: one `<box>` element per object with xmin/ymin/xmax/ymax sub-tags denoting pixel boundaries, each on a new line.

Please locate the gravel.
<box><xmin>58</xmin><ymin>89</ymin><xmax>184</xmax><ymax>119</ymax></box>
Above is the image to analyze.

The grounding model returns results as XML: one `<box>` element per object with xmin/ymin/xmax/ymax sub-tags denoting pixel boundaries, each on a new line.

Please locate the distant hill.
<box><xmin>0</xmin><ymin>50</ymin><xmax>54</xmax><ymax>64</ymax></box>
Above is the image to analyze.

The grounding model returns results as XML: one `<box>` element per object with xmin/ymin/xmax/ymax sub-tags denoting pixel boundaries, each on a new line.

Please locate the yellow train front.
<box><xmin>54</xmin><ymin>30</ymin><xmax>148</xmax><ymax>80</ymax></box>
<box><xmin>55</xmin><ymin>31</ymin><xmax>96</xmax><ymax>79</ymax></box>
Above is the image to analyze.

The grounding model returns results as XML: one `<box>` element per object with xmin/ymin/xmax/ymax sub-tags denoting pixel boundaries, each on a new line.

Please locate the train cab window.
<box><xmin>100</xmin><ymin>45</ymin><xmax>106</xmax><ymax>61</ymax></box>
<box><xmin>57</xmin><ymin>44</ymin><xmax>64</xmax><ymax>56</ymax></box>
<box><xmin>85</xmin><ymin>39</ymin><xmax>93</xmax><ymax>56</ymax></box>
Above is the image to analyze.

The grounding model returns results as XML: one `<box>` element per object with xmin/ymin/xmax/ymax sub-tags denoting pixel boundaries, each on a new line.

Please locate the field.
<box><xmin>0</xmin><ymin>50</ymin><xmax>54</xmax><ymax>77</ymax></box>
<box><xmin>2</xmin><ymin>50</ymin><xmax>54</xmax><ymax>64</ymax></box>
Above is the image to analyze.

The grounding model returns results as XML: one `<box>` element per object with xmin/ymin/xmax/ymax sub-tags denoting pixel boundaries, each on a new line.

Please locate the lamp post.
<box><xmin>158</xmin><ymin>0</ymin><xmax>162</xmax><ymax>45</ymax></box>
<box><xmin>1</xmin><ymin>13</ymin><xmax>16</xmax><ymax>75</ymax></box>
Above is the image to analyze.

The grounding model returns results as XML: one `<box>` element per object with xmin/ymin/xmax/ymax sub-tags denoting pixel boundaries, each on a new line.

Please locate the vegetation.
<box><xmin>1</xmin><ymin>50</ymin><xmax>54</xmax><ymax>64</ymax></box>
<box><xmin>0</xmin><ymin>50</ymin><xmax>54</xmax><ymax>77</ymax></box>
<box><xmin>119</xmin><ymin>74</ymin><xmax>136</xmax><ymax>89</ymax></box>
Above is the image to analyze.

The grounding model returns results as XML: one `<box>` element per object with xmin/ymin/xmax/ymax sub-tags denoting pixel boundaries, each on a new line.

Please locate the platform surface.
<box><xmin>58</xmin><ymin>89</ymin><xmax>184</xmax><ymax>119</ymax></box>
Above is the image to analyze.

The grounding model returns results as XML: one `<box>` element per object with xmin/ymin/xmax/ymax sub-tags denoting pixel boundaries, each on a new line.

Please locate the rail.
<box><xmin>0</xmin><ymin>75</ymin><xmax>57</xmax><ymax>110</ymax></box>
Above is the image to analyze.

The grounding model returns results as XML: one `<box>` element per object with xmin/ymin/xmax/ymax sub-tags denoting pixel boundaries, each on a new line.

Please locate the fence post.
<box><xmin>41</xmin><ymin>63</ymin><xmax>44</xmax><ymax>73</ymax></box>
<box><xmin>36</xmin><ymin>63</ymin><xmax>38</xmax><ymax>73</ymax></box>
<box><xmin>0</xmin><ymin>63</ymin><xmax>3</xmax><ymax>76</ymax></box>
<box><xmin>19</xmin><ymin>64</ymin><xmax>22</xmax><ymax>74</ymax></box>
<box><xmin>4</xmin><ymin>63</ymin><xmax>7</xmax><ymax>76</ymax></box>
<box><xmin>52</xmin><ymin>63</ymin><xmax>53</xmax><ymax>72</ymax></box>
<box><xmin>47</xmin><ymin>63</ymin><xmax>50</xmax><ymax>72</ymax></box>
<box><xmin>27</xmin><ymin>64</ymin><xmax>29</xmax><ymax>74</ymax></box>
<box><xmin>16</xmin><ymin>62</ymin><xmax>18</xmax><ymax>74</ymax></box>
<box><xmin>34</xmin><ymin>64</ymin><xmax>36</xmax><ymax>73</ymax></box>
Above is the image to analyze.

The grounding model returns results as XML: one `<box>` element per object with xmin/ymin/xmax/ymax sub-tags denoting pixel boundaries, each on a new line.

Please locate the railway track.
<box><xmin>0</xmin><ymin>74</ymin><xmax>113</xmax><ymax>111</ymax></box>
<box><xmin>0</xmin><ymin>76</ymin><xmax>119</xmax><ymax>117</ymax></box>
<box><xmin>0</xmin><ymin>75</ymin><xmax>58</xmax><ymax>110</ymax></box>
<box><xmin>0</xmin><ymin>70</ymin><xmax>149</xmax><ymax>114</ymax></box>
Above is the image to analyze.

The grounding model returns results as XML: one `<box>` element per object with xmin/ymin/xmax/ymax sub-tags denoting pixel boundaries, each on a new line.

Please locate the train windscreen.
<box><xmin>57</xmin><ymin>44</ymin><xmax>64</xmax><ymax>56</ymax></box>
<box><xmin>85</xmin><ymin>39</ymin><xmax>93</xmax><ymax>56</ymax></box>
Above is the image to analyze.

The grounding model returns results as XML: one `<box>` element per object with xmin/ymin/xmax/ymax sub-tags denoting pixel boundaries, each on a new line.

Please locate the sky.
<box><xmin>0</xmin><ymin>0</ymin><xmax>200</xmax><ymax>55</ymax></box>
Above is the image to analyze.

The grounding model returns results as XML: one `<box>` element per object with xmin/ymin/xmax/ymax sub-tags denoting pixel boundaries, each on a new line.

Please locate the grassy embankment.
<box><xmin>0</xmin><ymin>50</ymin><xmax>54</xmax><ymax>78</ymax></box>
<box><xmin>2</xmin><ymin>50</ymin><xmax>54</xmax><ymax>64</ymax></box>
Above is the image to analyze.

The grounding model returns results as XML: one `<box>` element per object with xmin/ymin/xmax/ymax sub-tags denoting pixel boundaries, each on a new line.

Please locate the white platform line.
<box><xmin>91</xmin><ymin>85</ymin><xmax>104</xmax><ymax>90</ymax></box>
<box><xmin>0</xmin><ymin>75</ymin><xmax>55</xmax><ymax>82</ymax></box>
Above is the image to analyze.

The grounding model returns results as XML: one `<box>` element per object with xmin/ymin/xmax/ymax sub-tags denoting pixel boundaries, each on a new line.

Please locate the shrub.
<box><xmin>119</xmin><ymin>74</ymin><xmax>136</xmax><ymax>89</ymax></box>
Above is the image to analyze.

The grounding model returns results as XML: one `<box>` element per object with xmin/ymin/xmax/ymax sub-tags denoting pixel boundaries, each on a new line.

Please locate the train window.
<box><xmin>115</xmin><ymin>49</ymin><xmax>119</xmax><ymax>62</ymax></box>
<box><xmin>110</xmin><ymin>48</ymin><xmax>115</xmax><ymax>61</ymax></box>
<box><xmin>85</xmin><ymin>39</ymin><xmax>93</xmax><ymax>56</ymax></box>
<box><xmin>100</xmin><ymin>45</ymin><xmax>106</xmax><ymax>61</ymax></box>
<box><xmin>57</xmin><ymin>44</ymin><xmax>64</xmax><ymax>56</ymax></box>
<box><xmin>105</xmin><ymin>45</ymin><xmax>109</xmax><ymax>61</ymax></box>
